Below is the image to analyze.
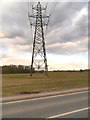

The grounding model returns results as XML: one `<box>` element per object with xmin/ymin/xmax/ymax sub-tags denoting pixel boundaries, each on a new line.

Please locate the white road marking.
<box><xmin>2</xmin><ymin>90</ymin><xmax>88</xmax><ymax>104</ymax></box>
<box><xmin>48</xmin><ymin>107</ymin><xmax>90</xmax><ymax>119</ymax></box>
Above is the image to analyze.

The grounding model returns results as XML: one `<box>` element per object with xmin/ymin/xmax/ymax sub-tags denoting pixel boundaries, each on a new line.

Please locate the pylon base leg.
<box><xmin>30</xmin><ymin>73</ymin><xmax>32</xmax><ymax>76</ymax></box>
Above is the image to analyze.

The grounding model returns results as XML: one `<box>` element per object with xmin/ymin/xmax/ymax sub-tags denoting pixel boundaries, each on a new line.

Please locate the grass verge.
<box><xmin>2</xmin><ymin>71</ymin><xmax>88</xmax><ymax>95</ymax></box>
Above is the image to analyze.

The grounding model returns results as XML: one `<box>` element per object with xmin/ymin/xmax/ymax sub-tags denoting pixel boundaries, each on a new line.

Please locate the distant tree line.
<box><xmin>53</xmin><ymin>69</ymin><xmax>89</xmax><ymax>72</ymax></box>
<box><xmin>2</xmin><ymin>65</ymin><xmax>35</xmax><ymax>74</ymax></box>
<box><xmin>1</xmin><ymin>65</ymin><xmax>89</xmax><ymax>74</ymax></box>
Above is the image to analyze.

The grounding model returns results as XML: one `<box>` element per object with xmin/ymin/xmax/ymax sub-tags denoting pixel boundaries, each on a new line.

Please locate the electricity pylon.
<box><xmin>28</xmin><ymin>2</ymin><xmax>49</xmax><ymax>76</ymax></box>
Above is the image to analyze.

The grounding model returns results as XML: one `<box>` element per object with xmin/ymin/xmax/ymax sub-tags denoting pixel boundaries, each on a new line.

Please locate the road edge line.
<box><xmin>48</xmin><ymin>107</ymin><xmax>90</xmax><ymax>119</ymax></box>
<box><xmin>2</xmin><ymin>90</ymin><xmax>88</xmax><ymax>104</ymax></box>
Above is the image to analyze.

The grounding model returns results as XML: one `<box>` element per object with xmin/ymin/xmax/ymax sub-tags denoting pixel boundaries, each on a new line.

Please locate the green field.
<box><xmin>2</xmin><ymin>71</ymin><xmax>88</xmax><ymax>95</ymax></box>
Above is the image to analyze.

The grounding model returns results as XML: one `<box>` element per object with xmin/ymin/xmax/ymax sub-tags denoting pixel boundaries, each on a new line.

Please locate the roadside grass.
<box><xmin>2</xmin><ymin>71</ymin><xmax>88</xmax><ymax>95</ymax></box>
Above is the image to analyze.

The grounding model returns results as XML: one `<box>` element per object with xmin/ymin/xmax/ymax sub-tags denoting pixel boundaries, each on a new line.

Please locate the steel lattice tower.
<box><xmin>28</xmin><ymin>2</ymin><xmax>49</xmax><ymax>76</ymax></box>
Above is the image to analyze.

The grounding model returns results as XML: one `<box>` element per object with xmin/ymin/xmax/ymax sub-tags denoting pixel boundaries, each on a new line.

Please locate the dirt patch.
<box><xmin>20</xmin><ymin>91</ymin><xmax>40</xmax><ymax>94</ymax></box>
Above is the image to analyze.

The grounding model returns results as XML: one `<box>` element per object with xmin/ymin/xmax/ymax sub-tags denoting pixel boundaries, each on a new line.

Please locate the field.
<box><xmin>2</xmin><ymin>71</ymin><xmax>88</xmax><ymax>95</ymax></box>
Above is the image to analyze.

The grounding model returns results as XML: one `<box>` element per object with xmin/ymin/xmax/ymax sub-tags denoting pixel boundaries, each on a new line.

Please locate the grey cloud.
<box><xmin>0</xmin><ymin>50</ymin><xmax>8</xmax><ymax>59</ymax></box>
<box><xmin>47</xmin><ymin>2</ymin><xmax>87</xmax><ymax>30</ymax></box>
<box><xmin>1</xmin><ymin>2</ymin><xmax>88</xmax><ymax>55</ymax></box>
<box><xmin>47</xmin><ymin>42</ymin><xmax>87</xmax><ymax>55</ymax></box>
<box><xmin>2</xmin><ymin>2</ymin><xmax>29</xmax><ymax>38</ymax></box>
<box><xmin>60</xmin><ymin>14</ymin><xmax>88</xmax><ymax>42</ymax></box>
<box><xmin>2</xmin><ymin>2</ymin><xmax>34</xmax><ymax>48</ymax></box>
<box><xmin>1</xmin><ymin>54</ymin><xmax>8</xmax><ymax>59</ymax></box>
<box><xmin>1</xmin><ymin>31</ymin><xmax>25</xmax><ymax>38</ymax></box>
<box><xmin>46</xmin><ymin>3</ymin><xmax>88</xmax><ymax>47</ymax></box>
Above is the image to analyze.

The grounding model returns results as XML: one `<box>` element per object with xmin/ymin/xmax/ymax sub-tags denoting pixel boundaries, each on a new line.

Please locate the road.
<box><xmin>2</xmin><ymin>91</ymin><xmax>89</xmax><ymax>118</ymax></box>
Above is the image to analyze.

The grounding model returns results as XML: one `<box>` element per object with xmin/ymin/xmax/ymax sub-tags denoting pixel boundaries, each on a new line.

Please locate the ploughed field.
<box><xmin>2</xmin><ymin>71</ymin><xmax>88</xmax><ymax>95</ymax></box>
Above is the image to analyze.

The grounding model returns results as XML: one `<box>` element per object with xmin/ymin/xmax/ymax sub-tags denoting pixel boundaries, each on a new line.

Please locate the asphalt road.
<box><xmin>2</xmin><ymin>91</ymin><xmax>89</xmax><ymax>118</ymax></box>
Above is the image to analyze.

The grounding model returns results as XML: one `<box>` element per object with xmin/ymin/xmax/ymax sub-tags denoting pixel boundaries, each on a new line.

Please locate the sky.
<box><xmin>0</xmin><ymin>1</ymin><xmax>88</xmax><ymax>70</ymax></box>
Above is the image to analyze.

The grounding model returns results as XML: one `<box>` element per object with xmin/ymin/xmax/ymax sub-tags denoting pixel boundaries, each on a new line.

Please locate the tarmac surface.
<box><xmin>2</xmin><ymin>90</ymin><xmax>89</xmax><ymax>118</ymax></box>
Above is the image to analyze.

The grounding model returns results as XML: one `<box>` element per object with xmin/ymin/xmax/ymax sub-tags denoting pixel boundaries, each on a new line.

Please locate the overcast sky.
<box><xmin>0</xmin><ymin>1</ymin><xmax>88</xmax><ymax>70</ymax></box>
